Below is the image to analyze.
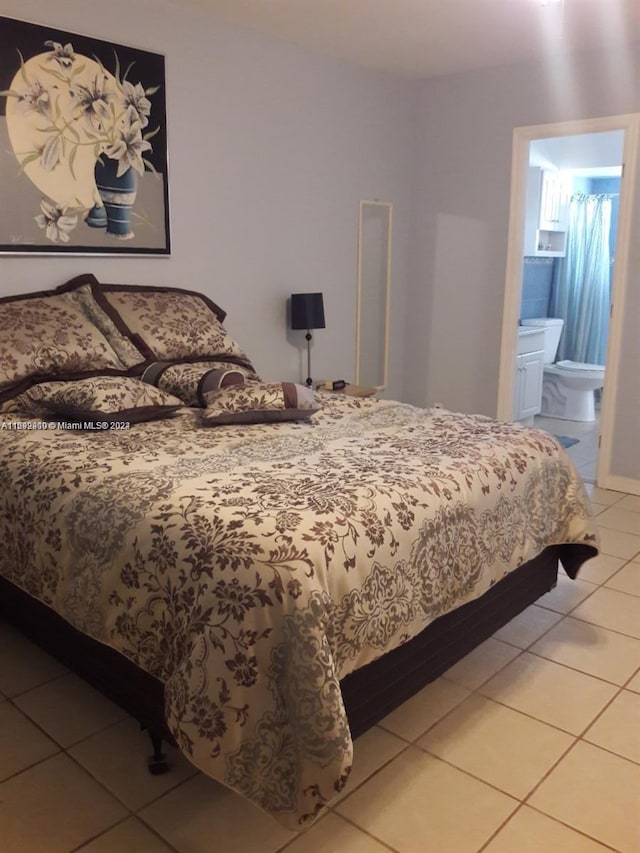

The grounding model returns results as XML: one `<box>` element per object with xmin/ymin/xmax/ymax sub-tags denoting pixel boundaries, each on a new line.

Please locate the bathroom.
<box><xmin>517</xmin><ymin>130</ymin><xmax>623</xmax><ymax>482</ymax></box>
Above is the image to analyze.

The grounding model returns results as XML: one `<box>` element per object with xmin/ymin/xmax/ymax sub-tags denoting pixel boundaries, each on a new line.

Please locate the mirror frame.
<box><xmin>355</xmin><ymin>199</ymin><xmax>393</xmax><ymax>390</ymax></box>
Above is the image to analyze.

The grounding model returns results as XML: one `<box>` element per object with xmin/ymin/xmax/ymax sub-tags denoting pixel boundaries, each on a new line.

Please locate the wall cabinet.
<box><xmin>539</xmin><ymin>170</ymin><xmax>569</xmax><ymax>231</ymax></box>
<box><xmin>524</xmin><ymin>167</ymin><xmax>568</xmax><ymax>258</ymax></box>
<box><xmin>514</xmin><ymin>329</ymin><xmax>545</xmax><ymax>422</ymax></box>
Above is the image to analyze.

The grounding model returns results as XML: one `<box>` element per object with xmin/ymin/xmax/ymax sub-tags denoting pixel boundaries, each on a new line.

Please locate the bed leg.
<box><xmin>147</xmin><ymin>731</ymin><xmax>170</xmax><ymax>775</ymax></box>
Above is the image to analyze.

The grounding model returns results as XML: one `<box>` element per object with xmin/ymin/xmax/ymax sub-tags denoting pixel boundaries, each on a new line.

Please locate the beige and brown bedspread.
<box><xmin>0</xmin><ymin>395</ymin><xmax>598</xmax><ymax>827</ymax></box>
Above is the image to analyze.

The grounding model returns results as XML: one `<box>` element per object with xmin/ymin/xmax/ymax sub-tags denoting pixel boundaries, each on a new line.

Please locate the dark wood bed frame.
<box><xmin>0</xmin><ymin>543</ymin><xmax>593</xmax><ymax>772</ymax></box>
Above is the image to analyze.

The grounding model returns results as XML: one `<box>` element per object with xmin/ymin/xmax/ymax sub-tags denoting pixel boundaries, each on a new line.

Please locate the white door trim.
<box><xmin>497</xmin><ymin>114</ymin><xmax>640</xmax><ymax>492</ymax></box>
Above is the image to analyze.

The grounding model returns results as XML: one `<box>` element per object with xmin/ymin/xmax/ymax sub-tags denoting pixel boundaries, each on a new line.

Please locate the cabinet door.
<box><xmin>516</xmin><ymin>350</ymin><xmax>544</xmax><ymax>420</ymax></box>
<box><xmin>539</xmin><ymin>171</ymin><xmax>569</xmax><ymax>231</ymax></box>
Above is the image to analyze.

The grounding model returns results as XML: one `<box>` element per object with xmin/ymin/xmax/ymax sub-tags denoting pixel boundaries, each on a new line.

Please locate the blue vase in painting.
<box><xmin>93</xmin><ymin>157</ymin><xmax>138</xmax><ymax>240</ymax></box>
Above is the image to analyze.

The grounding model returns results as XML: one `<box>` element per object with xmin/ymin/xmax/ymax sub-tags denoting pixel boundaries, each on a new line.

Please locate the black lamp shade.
<box><xmin>291</xmin><ymin>292</ymin><xmax>325</xmax><ymax>331</ymax></box>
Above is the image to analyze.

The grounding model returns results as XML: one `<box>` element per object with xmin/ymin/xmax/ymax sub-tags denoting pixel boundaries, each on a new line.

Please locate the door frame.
<box><xmin>496</xmin><ymin>113</ymin><xmax>640</xmax><ymax>490</ymax></box>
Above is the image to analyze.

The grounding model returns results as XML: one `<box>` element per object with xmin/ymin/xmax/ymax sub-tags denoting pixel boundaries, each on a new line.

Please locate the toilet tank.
<box><xmin>519</xmin><ymin>318</ymin><xmax>564</xmax><ymax>364</ymax></box>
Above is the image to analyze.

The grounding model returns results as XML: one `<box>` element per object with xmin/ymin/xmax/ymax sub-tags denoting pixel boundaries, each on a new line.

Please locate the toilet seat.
<box><xmin>545</xmin><ymin>361</ymin><xmax>605</xmax><ymax>384</ymax></box>
<box><xmin>555</xmin><ymin>359</ymin><xmax>605</xmax><ymax>373</ymax></box>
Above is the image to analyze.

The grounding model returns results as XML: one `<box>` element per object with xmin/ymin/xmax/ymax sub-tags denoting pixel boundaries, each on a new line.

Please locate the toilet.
<box><xmin>519</xmin><ymin>318</ymin><xmax>605</xmax><ymax>422</ymax></box>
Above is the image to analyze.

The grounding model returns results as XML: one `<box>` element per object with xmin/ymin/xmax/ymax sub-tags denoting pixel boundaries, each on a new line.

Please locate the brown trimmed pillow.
<box><xmin>0</xmin><ymin>289</ymin><xmax>128</xmax><ymax>404</ymax></box>
<box><xmin>201</xmin><ymin>381</ymin><xmax>319</xmax><ymax>426</ymax></box>
<box><xmin>56</xmin><ymin>275</ymin><xmax>148</xmax><ymax>369</ymax></box>
<box><xmin>6</xmin><ymin>376</ymin><xmax>183</xmax><ymax>423</ymax></box>
<box><xmin>92</xmin><ymin>284</ymin><xmax>251</xmax><ymax>364</ymax></box>
<box><xmin>142</xmin><ymin>359</ymin><xmax>259</xmax><ymax>406</ymax></box>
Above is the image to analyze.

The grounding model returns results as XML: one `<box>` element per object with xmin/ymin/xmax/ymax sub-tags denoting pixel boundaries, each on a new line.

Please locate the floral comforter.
<box><xmin>0</xmin><ymin>395</ymin><xmax>598</xmax><ymax>828</ymax></box>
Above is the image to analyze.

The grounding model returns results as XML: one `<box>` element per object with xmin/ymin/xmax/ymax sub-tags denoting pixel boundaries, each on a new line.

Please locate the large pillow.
<box><xmin>56</xmin><ymin>274</ymin><xmax>148</xmax><ymax>369</ymax></box>
<box><xmin>92</xmin><ymin>284</ymin><xmax>253</xmax><ymax>364</ymax></box>
<box><xmin>0</xmin><ymin>290</ymin><xmax>128</xmax><ymax>404</ymax></box>
<box><xmin>201</xmin><ymin>381</ymin><xmax>319</xmax><ymax>426</ymax></box>
<box><xmin>5</xmin><ymin>376</ymin><xmax>183</xmax><ymax>424</ymax></box>
<box><xmin>142</xmin><ymin>359</ymin><xmax>260</xmax><ymax>406</ymax></box>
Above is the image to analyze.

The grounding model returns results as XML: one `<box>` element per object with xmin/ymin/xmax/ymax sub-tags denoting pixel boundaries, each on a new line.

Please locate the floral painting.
<box><xmin>0</xmin><ymin>16</ymin><xmax>170</xmax><ymax>254</ymax></box>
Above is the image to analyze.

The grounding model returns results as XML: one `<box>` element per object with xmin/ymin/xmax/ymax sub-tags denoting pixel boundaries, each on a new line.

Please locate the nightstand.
<box><xmin>316</xmin><ymin>381</ymin><xmax>376</xmax><ymax>398</ymax></box>
<box><xmin>341</xmin><ymin>384</ymin><xmax>377</xmax><ymax>398</ymax></box>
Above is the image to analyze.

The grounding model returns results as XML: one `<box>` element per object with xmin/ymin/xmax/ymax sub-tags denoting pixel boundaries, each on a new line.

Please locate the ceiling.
<box><xmin>184</xmin><ymin>0</ymin><xmax>640</xmax><ymax>79</ymax></box>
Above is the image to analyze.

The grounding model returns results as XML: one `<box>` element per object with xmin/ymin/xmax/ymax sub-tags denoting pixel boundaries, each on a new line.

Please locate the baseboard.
<box><xmin>597</xmin><ymin>474</ymin><xmax>640</xmax><ymax>496</ymax></box>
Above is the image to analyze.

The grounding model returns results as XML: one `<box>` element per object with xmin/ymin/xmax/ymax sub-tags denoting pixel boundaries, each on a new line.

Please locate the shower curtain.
<box><xmin>550</xmin><ymin>194</ymin><xmax>612</xmax><ymax>365</ymax></box>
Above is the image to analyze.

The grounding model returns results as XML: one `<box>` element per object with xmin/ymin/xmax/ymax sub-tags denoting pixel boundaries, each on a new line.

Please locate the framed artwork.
<box><xmin>0</xmin><ymin>16</ymin><xmax>170</xmax><ymax>255</ymax></box>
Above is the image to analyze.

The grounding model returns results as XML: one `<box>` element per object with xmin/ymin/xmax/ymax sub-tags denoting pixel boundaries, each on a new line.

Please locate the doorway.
<box><xmin>497</xmin><ymin>114</ymin><xmax>640</xmax><ymax>489</ymax></box>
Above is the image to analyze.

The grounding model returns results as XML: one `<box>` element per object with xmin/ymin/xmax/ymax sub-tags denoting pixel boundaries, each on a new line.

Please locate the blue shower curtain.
<box><xmin>550</xmin><ymin>194</ymin><xmax>612</xmax><ymax>365</ymax></box>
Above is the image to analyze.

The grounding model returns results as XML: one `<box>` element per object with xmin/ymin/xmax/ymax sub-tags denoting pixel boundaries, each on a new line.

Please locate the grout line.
<box><xmin>478</xmin><ymin>801</ymin><xmax>622</xmax><ymax>853</ymax></box>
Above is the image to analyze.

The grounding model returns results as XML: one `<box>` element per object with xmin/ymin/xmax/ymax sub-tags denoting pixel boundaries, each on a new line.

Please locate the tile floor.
<box><xmin>1</xmin><ymin>484</ymin><xmax>639</xmax><ymax>852</ymax></box>
<box><xmin>533</xmin><ymin>413</ymin><xmax>600</xmax><ymax>482</ymax></box>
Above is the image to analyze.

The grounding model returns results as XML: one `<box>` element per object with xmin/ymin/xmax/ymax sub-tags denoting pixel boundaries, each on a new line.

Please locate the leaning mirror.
<box><xmin>355</xmin><ymin>200</ymin><xmax>392</xmax><ymax>390</ymax></box>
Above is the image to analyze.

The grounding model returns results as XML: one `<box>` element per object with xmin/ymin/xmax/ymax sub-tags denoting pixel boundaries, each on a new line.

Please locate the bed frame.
<box><xmin>0</xmin><ymin>543</ymin><xmax>593</xmax><ymax>769</ymax></box>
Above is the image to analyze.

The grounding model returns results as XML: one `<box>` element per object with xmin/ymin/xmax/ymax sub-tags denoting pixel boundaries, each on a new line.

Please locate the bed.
<box><xmin>0</xmin><ymin>275</ymin><xmax>598</xmax><ymax>830</ymax></box>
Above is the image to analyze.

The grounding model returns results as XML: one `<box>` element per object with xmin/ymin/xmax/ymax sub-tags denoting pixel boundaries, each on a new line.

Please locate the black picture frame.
<box><xmin>0</xmin><ymin>15</ymin><xmax>170</xmax><ymax>255</ymax></box>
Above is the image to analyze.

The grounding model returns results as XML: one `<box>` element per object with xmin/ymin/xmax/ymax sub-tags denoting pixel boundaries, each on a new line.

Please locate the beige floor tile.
<box><xmin>618</xmin><ymin>495</ymin><xmax>640</xmax><ymax>513</ymax></box>
<box><xmin>416</xmin><ymin>694</ymin><xmax>573</xmax><ymax>799</ymax></box>
<box><xmin>0</xmin><ymin>702</ymin><xmax>59</xmax><ymax>781</ymax></box>
<box><xmin>597</xmin><ymin>506</ymin><xmax>640</xmax><ymax>535</ymax></box>
<box><xmin>492</xmin><ymin>605</ymin><xmax>562</xmax><ymax>649</ymax></box>
<box><xmin>577</xmin><ymin>460</ymin><xmax>596</xmax><ymax>481</ymax></box>
<box><xmin>530</xmin><ymin>616</ymin><xmax>640</xmax><ymax>685</ymax></box>
<box><xmin>583</xmin><ymin>485</ymin><xmax>625</xmax><ymax>506</ymax></box>
<box><xmin>282</xmin><ymin>812</ymin><xmax>390</xmax><ymax>852</ymax></box>
<box><xmin>484</xmin><ymin>804</ymin><xmax>613</xmax><ymax>852</ymax></box>
<box><xmin>378</xmin><ymin>677</ymin><xmax>470</xmax><ymax>741</ymax></box>
<box><xmin>529</xmin><ymin>741</ymin><xmax>640</xmax><ymax>852</ymax></box>
<box><xmin>627</xmin><ymin>669</ymin><xmax>640</xmax><ymax>693</ymax></box>
<box><xmin>597</xmin><ymin>526</ymin><xmax>640</xmax><ymax>560</ymax></box>
<box><xmin>571</xmin><ymin>587</ymin><xmax>640</xmax><ymax>639</ymax></box>
<box><xmin>479</xmin><ymin>652</ymin><xmax>618</xmax><ymax>735</ymax></box>
<box><xmin>0</xmin><ymin>622</ymin><xmax>67</xmax><ymax>697</ymax></box>
<box><xmin>140</xmin><ymin>772</ymin><xmax>294</xmax><ymax>853</ymax></box>
<box><xmin>335</xmin><ymin>746</ymin><xmax>517</xmax><ymax>853</ymax></box>
<box><xmin>536</xmin><ymin>572</ymin><xmax>596</xmax><ymax>614</ymax></box>
<box><xmin>589</xmin><ymin>502</ymin><xmax>611</xmax><ymax>516</ymax></box>
<box><xmin>332</xmin><ymin>725</ymin><xmax>407</xmax><ymax>804</ymax></box>
<box><xmin>0</xmin><ymin>753</ymin><xmax>126</xmax><ymax>853</ymax></box>
<box><xmin>14</xmin><ymin>673</ymin><xmax>127</xmax><ymax>748</ymax></box>
<box><xmin>441</xmin><ymin>637</ymin><xmax>521</xmax><ymax>690</ymax></box>
<box><xmin>584</xmin><ymin>690</ymin><xmax>640</xmax><ymax>764</ymax></box>
<box><xmin>606</xmin><ymin>561</ymin><xmax>640</xmax><ymax>597</ymax></box>
<box><xmin>69</xmin><ymin>717</ymin><xmax>198</xmax><ymax>811</ymax></box>
<box><xmin>574</xmin><ymin>552</ymin><xmax>626</xmax><ymax>585</ymax></box>
<box><xmin>536</xmin><ymin>575</ymin><xmax>597</xmax><ymax>614</ymax></box>
<box><xmin>76</xmin><ymin>817</ymin><xmax>173</xmax><ymax>852</ymax></box>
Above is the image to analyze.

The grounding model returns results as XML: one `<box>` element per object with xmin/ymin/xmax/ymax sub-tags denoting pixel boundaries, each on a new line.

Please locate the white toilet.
<box><xmin>519</xmin><ymin>318</ymin><xmax>605</xmax><ymax>422</ymax></box>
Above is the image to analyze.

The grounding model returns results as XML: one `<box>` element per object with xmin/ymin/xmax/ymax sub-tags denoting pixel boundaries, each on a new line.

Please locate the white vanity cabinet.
<box><xmin>514</xmin><ymin>328</ymin><xmax>545</xmax><ymax>422</ymax></box>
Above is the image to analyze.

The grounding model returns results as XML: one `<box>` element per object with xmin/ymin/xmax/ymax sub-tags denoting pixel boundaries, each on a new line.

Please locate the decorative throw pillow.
<box><xmin>201</xmin><ymin>381</ymin><xmax>319</xmax><ymax>425</ymax></box>
<box><xmin>92</xmin><ymin>284</ymin><xmax>252</xmax><ymax>364</ymax></box>
<box><xmin>7</xmin><ymin>376</ymin><xmax>183</xmax><ymax>423</ymax></box>
<box><xmin>0</xmin><ymin>290</ymin><xmax>127</xmax><ymax>404</ymax></box>
<box><xmin>56</xmin><ymin>274</ymin><xmax>148</xmax><ymax>369</ymax></box>
<box><xmin>141</xmin><ymin>360</ymin><xmax>258</xmax><ymax>406</ymax></box>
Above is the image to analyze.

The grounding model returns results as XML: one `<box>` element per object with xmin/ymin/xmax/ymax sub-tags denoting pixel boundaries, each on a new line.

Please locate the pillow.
<box><xmin>6</xmin><ymin>376</ymin><xmax>183</xmax><ymax>424</ymax></box>
<box><xmin>0</xmin><ymin>290</ymin><xmax>128</xmax><ymax>404</ymax></box>
<box><xmin>56</xmin><ymin>275</ymin><xmax>148</xmax><ymax>369</ymax></box>
<box><xmin>201</xmin><ymin>381</ymin><xmax>319</xmax><ymax>426</ymax></box>
<box><xmin>142</xmin><ymin>359</ymin><xmax>259</xmax><ymax>406</ymax></box>
<box><xmin>92</xmin><ymin>284</ymin><xmax>252</xmax><ymax>364</ymax></box>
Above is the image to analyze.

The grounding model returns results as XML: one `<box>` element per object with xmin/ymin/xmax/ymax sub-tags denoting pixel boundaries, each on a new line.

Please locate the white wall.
<box><xmin>0</xmin><ymin>0</ymin><xmax>418</xmax><ymax>400</ymax></box>
<box><xmin>406</xmin><ymin>45</ymin><xmax>640</xmax><ymax>481</ymax></box>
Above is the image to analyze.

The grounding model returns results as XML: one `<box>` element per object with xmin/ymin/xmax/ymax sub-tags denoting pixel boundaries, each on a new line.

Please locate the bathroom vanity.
<box><xmin>514</xmin><ymin>327</ymin><xmax>545</xmax><ymax>422</ymax></box>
